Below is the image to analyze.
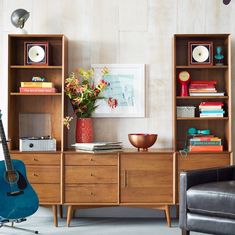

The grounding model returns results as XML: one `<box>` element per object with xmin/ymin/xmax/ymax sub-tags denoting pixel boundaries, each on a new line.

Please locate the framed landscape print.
<box><xmin>92</xmin><ymin>64</ymin><xmax>145</xmax><ymax>117</ymax></box>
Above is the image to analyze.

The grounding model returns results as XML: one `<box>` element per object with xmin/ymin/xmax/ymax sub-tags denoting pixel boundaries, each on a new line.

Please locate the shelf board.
<box><xmin>176</xmin><ymin>96</ymin><xmax>228</xmax><ymax>99</ymax></box>
<box><xmin>175</xmin><ymin>65</ymin><xmax>228</xmax><ymax>69</ymax></box>
<box><xmin>10</xmin><ymin>92</ymin><xmax>62</xmax><ymax>96</ymax></box>
<box><xmin>10</xmin><ymin>65</ymin><xmax>62</xmax><ymax>69</ymax></box>
<box><xmin>177</xmin><ymin>117</ymin><xmax>229</xmax><ymax>120</ymax></box>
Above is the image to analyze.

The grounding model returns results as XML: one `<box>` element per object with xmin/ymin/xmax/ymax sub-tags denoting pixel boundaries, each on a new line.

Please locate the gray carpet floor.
<box><xmin>0</xmin><ymin>217</ymin><xmax>207</xmax><ymax>235</ymax></box>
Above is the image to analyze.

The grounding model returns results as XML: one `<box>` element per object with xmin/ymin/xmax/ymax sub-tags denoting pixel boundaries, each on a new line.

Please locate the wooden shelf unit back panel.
<box><xmin>175</xmin><ymin>69</ymin><xmax>228</xmax><ymax>97</ymax></box>
<box><xmin>120</xmin><ymin>153</ymin><xmax>173</xmax><ymax>203</ymax></box>
<box><xmin>9</xmin><ymin>69</ymin><xmax>63</xmax><ymax>93</ymax></box>
<box><xmin>175</xmin><ymin>36</ymin><xmax>229</xmax><ymax>66</ymax></box>
<box><xmin>8</xmin><ymin>96</ymin><xmax>62</xmax><ymax>150</ymax></box>
<box><xmin>9</xmin><ymin>35</ymin><xmax>63</xmax><ymax>66</ymax></box>
<box><xmin>176</xmin><ymin>99</ymin><xmax>229</xmax><ymax>119</ymax></box>
<box><xmin>176</xmin><ymin>120</ymin><xmax>228</xmax><ymax>151</ymax></box>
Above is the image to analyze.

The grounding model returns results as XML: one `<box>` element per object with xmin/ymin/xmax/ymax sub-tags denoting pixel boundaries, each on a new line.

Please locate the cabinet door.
<box><xmin>120</xmin><ymin>153</ymin><xmax>173</xmax><ymax>203</ymax></box>
<box><xmin>177</xmin><ymin>152</ymin><xmax>231</xmax><ymax>202</ymax></box>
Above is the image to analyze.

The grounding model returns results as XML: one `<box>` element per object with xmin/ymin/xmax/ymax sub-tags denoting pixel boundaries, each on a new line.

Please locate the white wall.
<box><xmin>0</xmin><ymin>0</ymin><xmax>235</xmax><ymax>217</ymax></box>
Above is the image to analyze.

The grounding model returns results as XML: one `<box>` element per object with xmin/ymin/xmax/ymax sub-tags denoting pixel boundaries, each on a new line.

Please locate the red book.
<box><xmin>191</xmin><ymin>80</ymin><xmax>217</xmax><ymax>85</ymax></box>
<box><xmin>189</xmin><ymin>84</ymin><xmax>216</xmax><ymax>88</ymax></box>
<box><xmin>189</xmin><ymin>145</ymin><xmax>223</xmax><ymax>152</ymax></box>
<box><xmin>199</xmin><ymin>102</ymin><xmax>224</xmax><ymax>106</ymax></box>
<box><xmin>19</xmin><ymin>87</ymin><xmax>57</xmax><ymax>93</ymax></box>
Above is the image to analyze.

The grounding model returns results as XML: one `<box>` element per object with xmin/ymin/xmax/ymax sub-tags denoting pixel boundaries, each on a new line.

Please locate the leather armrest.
<box><xmin>179</xmin><ymin>165</ymin><xmax>235</xmax><ymax>229</ymax></box>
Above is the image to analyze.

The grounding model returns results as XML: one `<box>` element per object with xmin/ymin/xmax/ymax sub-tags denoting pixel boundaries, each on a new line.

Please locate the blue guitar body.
<box><xmin>0</xmin><ymin>159</ymin><xmax>39</xmax><ymax>219</ymax></box>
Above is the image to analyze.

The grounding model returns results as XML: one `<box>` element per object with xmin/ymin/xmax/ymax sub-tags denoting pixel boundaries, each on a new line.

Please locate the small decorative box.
<box><xmin>177</xmin><ymin>106</ymin><xmax>196</xmax><ymax>118</ymax></box>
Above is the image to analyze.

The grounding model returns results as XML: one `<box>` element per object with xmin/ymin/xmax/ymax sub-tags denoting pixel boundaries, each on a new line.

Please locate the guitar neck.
<box><xmin>0</xmin><ymin>118</ymin><xmax>13</xmax><ymax>171</ymax></box>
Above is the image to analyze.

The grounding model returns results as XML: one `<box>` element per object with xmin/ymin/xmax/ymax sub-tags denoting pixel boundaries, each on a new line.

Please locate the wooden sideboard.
<box><xmin>12</xmin><ymin>149</ymin><xmax>232</xmax><ymax>227</ymax></box>
<box><xmin>64</xmin><ymin>150</ymin><xmax>174</xmax><ymax>227</ymax></box>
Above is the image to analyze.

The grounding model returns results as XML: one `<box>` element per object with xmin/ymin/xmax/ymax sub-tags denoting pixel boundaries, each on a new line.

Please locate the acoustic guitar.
<box><xmin>0</xmin><ymin>110</ymin><xmax>39</xmax><ymax>219</ymax></box>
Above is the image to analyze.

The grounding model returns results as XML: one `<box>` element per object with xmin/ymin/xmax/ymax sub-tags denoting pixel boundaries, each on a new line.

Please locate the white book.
<box><xmin>200</xmin><ymin>113</ymin><xmax>224</xmax><ymax>117</ymax></box>
<box><xmin>190</xmin><ymin>92</ymin><xmax>224</xmax><ymax>96</ymax></box>
<box><xmin>199</xmin><ymin>107</ymin><xmax>223</xmax><ymax>110</ymax></box>
<box><xmin>72</xmin><ymin>142</ymin><xmax>122</xmax><ymax>151</ymax></box>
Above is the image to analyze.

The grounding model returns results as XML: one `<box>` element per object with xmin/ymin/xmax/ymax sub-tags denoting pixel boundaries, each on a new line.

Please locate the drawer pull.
<box><xmin>90</xmin><ymin>173</ymin><xmax>93</xmax><ymax>176</ymax></box>
<box><xmin>90</xmin><ymin>192</ymin><xmax>94</xmax><ymax>196</ymax></box>
<box><xmin>33</xmin><ymin>173</ymin><xmax>39</xmax><ymax>177</ymax></box>
<box><xmin>90</xmin><ymin>158</ymin><xmax>94</xmax><ymax>162</ymax></box>
<box><xmin>33</xmin><ymin>158</ymin><xmax>38</xmax><ymax>161</ymax></box>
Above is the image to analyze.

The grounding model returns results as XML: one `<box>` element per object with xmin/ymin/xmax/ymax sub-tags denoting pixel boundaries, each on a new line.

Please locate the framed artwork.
<box><xmin>92</xmin><ymin>64</ymin><xmax>145</xmax><ymax>117</ymax></box>
<box><xmin>188</xmin><ymin>41</ymin><xmax>213</xmax><ymax>66</ymax></box>
<box><xmin>24</xmin><ymin>41</ymin><xmax>49</xmax><ymax>65</ymax></box>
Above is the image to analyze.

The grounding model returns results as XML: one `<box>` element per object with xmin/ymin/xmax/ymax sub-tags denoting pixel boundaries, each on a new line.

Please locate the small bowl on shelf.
<box><xmin>128</xmin><ymin>133</ymin><xmax>158</xmax><ymax>151</ymax></box>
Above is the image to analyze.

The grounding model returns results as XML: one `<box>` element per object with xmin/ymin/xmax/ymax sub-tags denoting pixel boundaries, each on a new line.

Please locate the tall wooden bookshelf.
<box><xmin>8</xmin><ymin>34</ymin><xmax>68</xmax><ymax>226</ymax></box>
<box><xmin>173</xmin><ymin>34</ymin><xmax>232</xmax><ymax>201</ymax></box>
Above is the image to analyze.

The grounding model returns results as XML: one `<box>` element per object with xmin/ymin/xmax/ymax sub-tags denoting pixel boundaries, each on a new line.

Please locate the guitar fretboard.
<box><xmin>0</xmin><ymin>118</ymin><xmax>13</xmax><ymax>171</ymax></box>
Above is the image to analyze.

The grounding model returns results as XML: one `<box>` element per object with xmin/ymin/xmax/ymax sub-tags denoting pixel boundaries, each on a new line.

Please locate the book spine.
<box><xmin>189</xmin><ymin>145</ymin><xmax>223</xmax><ymax>152</ymax></box>
<box><xmin>200</xmin><ymin>102</ymin><xmax>224</xmax><ymax>106</ymax></box>
<box><xmin>189</xmin><ymin>141</ymin><xmax>221</xmax><ymax>146</ymax></box>
<box><xmin>190</xmin><ymin>80</ymin><xmax>217</xmax><ymax>85</ymax></box>
<box><xmin>19</xmin><ymin>87</ymin><xmax>56</xmax><ymax>93</ymax></box>
<box><xmin>200</xmin><ymin>114</ymin><xmax>224</xmax><ymax>117</ymax></box>
<box><xmin>199</xmin><ymin>106</ymin><xmax>223</xmax><ymax>110</ymax></box>
<box><xmin>21</xmin><ymin>82</ymin><xmax>53</xmax><ymax>88</ymax></box>
<box><xmin>201</xmin><ymin>110</ymin><xmax>225</xmax><ymax>114</ymax></box>
<box><xmin>190</xmin><ymin>93</ymin><xmax>224</xmax><ymax>96</ymax></box>
<box><xmin>191</xmin><ymin>137</ymin><xmax>220</xmax><ymax>141</ymax></box>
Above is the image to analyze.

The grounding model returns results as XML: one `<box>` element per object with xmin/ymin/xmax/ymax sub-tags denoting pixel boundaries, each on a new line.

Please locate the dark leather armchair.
<box><xmin>179</xmin><ymin>165</ymin><xmax>235</xmax><ymax>235</ymax></box>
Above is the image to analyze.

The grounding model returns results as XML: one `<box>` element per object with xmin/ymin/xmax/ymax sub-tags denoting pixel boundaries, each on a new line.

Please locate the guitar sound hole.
<box><xmin>5</xmin><ymin>170</ymin><xmax>19</xmax><ymax>184</ymax></box>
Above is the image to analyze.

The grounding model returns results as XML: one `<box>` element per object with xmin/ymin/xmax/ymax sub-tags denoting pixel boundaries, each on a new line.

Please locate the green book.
<box><xmin>189</xmin><ymin>140</ymin><xmax>221</xmax><ymax>146</ymax></box>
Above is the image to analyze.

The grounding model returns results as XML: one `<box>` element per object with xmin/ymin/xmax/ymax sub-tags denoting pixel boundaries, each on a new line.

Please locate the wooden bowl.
<box><xmin>128</xmin><ymin>134</ymin><xmax>158</xmax><ymax>151</ymax></box>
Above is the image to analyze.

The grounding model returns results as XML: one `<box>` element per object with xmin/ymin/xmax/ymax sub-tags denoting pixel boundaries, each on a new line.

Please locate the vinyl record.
<box><xmin>192</xmin><ymin>45</ymin><xmax>209</xmax><ymax>63</ymax></box>
<box><xmin>28</xmin><ymin>45</ymin><xmax>45</xmax><ymax>63</ymax></box>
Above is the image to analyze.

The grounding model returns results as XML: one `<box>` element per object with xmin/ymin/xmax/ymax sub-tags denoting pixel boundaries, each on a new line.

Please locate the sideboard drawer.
<box><xmin>11</xmin><ymin>153</ymin><xmax>61</xmax><ymax>165</ymax></box>
<box><xmin>27</xmin><ymin>166</ymin><xmax>60</xmax><ymax>183</ymax></box>
<box><xmin>32</xmin><ymin>183</ymin><xmax>60</xmax><ymax>203</ymax></box>
<box><xmin>65</xmin><ymin>166</ymin><xmax>117</xmax><ymax>184</ymax></box>
<box><xmin>65</xmin><ymin>184</ymin><xmax>118</xmax><ymax>203</ymax></box>
<box><xmin>64</xmin><ymin>154</ymin><xmax>117</xmax><ymax>166</ymax></box>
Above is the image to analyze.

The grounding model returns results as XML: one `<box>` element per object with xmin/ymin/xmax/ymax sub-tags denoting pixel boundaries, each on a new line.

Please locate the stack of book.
<box><xmin>188</xmin><ymin>135</ymin><xmax>223</xmax><ymax>152</ymax></box>
<box><xmin>199</xmin><ymin>101</ymin><xmax>224</xmax><ymax>117</ymax></box>
<box><xmin>72</xmin><ymin>142</ymin><xmax>123</xmax><ymax>153</ymax></box>
<box><xmin>20</xmin><ymin>81</ymin><xmax>56</xmax><ymax>93</ymax></box>
<box><xmin>189</xmin><ymin>80</ymin><xmax>224</xmax><ymax>96</ymax></box>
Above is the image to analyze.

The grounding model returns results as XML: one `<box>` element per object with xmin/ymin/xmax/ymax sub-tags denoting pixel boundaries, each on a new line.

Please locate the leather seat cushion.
<box><xmin>187</xmin><ymin>180</ymin><xmax>235</xmax><ymax>219</ymax></box>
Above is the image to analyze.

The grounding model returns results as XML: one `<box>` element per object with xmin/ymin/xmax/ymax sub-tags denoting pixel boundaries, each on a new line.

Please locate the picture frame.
<box><xmin>24</xmin><ymin>41</ymin><xmax>49</xmax><ymax>65</ymax></box>
<box><xmin>92</xmin><ymin>64</ymin><xmax>145</xmax><ymax>118</ymax></box>
<box><xmin>188</xmin><ymin>41</ymin><xmax>213</xmax><ymax>66</ymax></box>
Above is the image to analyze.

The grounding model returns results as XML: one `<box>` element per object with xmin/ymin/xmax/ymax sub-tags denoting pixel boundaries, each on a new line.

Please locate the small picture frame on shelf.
<box><xmin>24</xmin><ymin>42</ymin><xmax>49</xmax><ymax>65</ymax></box>
<box><xmin>188</xmin><ymin>41</ymin><xmax>213</xmax><ymax>66</ymax></box>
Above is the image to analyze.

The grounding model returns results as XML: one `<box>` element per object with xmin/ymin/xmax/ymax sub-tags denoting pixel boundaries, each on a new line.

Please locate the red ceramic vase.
<box><xmin>76</xmin><ymin>118</ymin><xmax>94</xmax><ymax>143</ymax></box>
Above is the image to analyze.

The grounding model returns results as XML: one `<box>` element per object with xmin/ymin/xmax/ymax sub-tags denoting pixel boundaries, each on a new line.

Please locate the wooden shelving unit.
<box><xmin>173</xmin><ymin>34</ymin><xmax>232</xmax><ymax>202</ymax></box>
<box><xmin>8</xmin><ymin>34</ymin><xmax>68</xmax><ymax>226</ymax></box>
<box><xmin>173</xmin><ymin>34</ymin><xmax>232</xmax><ymax>153</ymax></box>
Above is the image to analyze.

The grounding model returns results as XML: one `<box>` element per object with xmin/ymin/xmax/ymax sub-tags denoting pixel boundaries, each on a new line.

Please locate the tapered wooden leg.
<box><xmin>164</xmin><ymin>205</ymin><xmax>171</xmax><ymax>227</ymax></box>
<box><xmin>67</xmin><ymin>205</ymin><xmax>74</xmax><ymax>227</ymax></box>
<box><xmin>59</xmin><ymin>205</ymin><xmax>63</xmax><ymax>218</ymax></box>
<box><xmin>52</xmin><ymin>205</ymin><xmax>58</xmax><ymax>227</ymax></box>
<box><xmin>182</xmin><ymin>229</ymin><xmax>190</xmax><ymax>235</ymax></box>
